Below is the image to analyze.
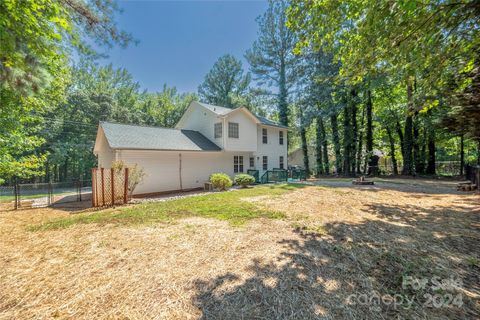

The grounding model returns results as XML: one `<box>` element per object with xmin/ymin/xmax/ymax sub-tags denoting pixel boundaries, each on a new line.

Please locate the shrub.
<box><xmin>210</xmin><ymin>173</ymin><xmax>233</xmax><ymax>191</ymax></box>
<box><xmin>112</xmin><ymin>160</ymin><xmax>146</xmax><ymax>197</ymax></box>
<box><xmin>234</xmin><ymin>174</ymin><xmax>255</xmax><ymax>188</ymax></box>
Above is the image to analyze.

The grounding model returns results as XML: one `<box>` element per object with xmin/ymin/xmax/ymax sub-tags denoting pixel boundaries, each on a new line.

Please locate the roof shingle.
<box><xmin>100</xmin><ymin>122</ymin><xmax>221</xmax><ymax>151</ymax></box>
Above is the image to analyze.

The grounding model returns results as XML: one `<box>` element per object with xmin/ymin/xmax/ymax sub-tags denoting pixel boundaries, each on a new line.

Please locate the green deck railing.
<box><xmin>290</xmin><ymin>169</ymin><xmax>307</xmax><ymax>180</ymax></box>
<box><xmin>247</xmin><ymin>169</ymin><xmax>260</xmax><ymax>183</ymax></box>
<box><xmin>260</xmin><ymin>170</ymin><xmax>288</xmax><ymax>184</ymax></box>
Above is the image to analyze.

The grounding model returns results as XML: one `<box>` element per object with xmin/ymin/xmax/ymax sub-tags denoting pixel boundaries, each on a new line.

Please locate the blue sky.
<box><xmin>99</xmin><ymin>0</ymin><xmax>268</xmax><ymax>93</ymax></box>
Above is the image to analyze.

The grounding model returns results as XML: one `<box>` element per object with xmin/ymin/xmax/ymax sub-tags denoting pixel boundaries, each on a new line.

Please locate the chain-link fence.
<box><xmin>0</xmin><ymin>181</ymin><xmax>91</xmax><ymax>210</ymax></box>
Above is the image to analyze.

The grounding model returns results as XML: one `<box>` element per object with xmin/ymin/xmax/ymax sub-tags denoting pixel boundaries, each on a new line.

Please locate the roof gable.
<box><xmin>99</xmin><ymin>122</ymin><xmax>221</xmax><ymax>152</ymax></box>
<box><xmin>176</xmin><ymin>101</ymin><xmax>288</xmax><ymax>130</ymax></box>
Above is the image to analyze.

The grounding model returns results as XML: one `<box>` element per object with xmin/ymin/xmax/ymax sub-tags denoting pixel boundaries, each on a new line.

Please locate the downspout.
<box><xmin>222</xmin><ymin>116</ymin><xmax>226</xmax><ymax>150</ymax></box>
<box><xmin>179</xmin><ymin>153</ymin><xmax>183</xmax><ymax>190</ymax></box>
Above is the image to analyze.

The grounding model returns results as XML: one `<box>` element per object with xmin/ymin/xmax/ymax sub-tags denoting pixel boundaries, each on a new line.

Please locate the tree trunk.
<box><xmin>460</xmin><ymin>134</ymin><xmax>464</xmax><ymax>176</ymax></box>
<box><xmin>330</xmin><ymin>112</ymin><xmax>342</xmax><ymax>174</ymax></box>
<box><xmin>350</xmin><ymin>89</ymin><xmax>358</xmax><ymax>175</ymax></box>
<box><xmin>301</xmin><ymin>125</ymin><xmax>310</xmax><ymax>175</ymax></box>
<box><xmin>315</xmin><ymin>117</ymin><xmax>324</xmax><ymax>176</ymax></box>
<box><xmin>396</xmin><ymin>121</ymin><xmax>405</xmax><ymax>158</ymax></box>
<box><xmin>477</xmin><ymin>140</ymin><xmax>480</xmax><ymax>165</ymax></box>
<box><xmin>319</xmin><ymin>117</ymin><xmax>330</xmax><ymax>174</ymax></box>
<box><xmin>426</xmin><ymin>127</ymin><xmax>436</xmax><ymax>175</ymax></box>
<box><xmin>278</xmin><ymin>60</ymin><xmax>288</xmax><ymax>127</ymax></box>
<box><xmin>386</xmin><ymin>126</ymin><xmax>399</xmax><ymax>175</ymax></box>
<box><xmin>356</xmin><ymin>101</ymin><xmax>365</xmax><ymax>174</ymax></box>
<box><xmin>365</xmin><ymin>89</ymin><xmax>374</xmax><ymax>174</ymax></box>
<box><xmin>413</xmin><ymin>114</ymin><xmax>424</xmax><ymax>174</ymax></box>
<box><xmin>402</xmin><ymin>81</ymin><xmax>414</xmax><ymax>175</ymax></box>
<box><xmin>343</xmin><ymin>102</ymin><xmax>352</xmax><ymax>176</ymax></box>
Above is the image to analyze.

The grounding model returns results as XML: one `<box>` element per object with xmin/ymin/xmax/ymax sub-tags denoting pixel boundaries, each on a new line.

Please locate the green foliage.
<box><xmin>112</xmin><ymin>160</ymin><xmax>146</xmax><ymax>196</ymax></box>
<box><xmin>0</xmin><ymin>0</ymin><xmax>131</xmax><ymax>182</ymax></box>
<box><xmin>246</xmin><ymin>0</ymin><xmax>300</xmax><ymax>126</ymax></box>
<box><xmin>234</xmin><ymin>174</ymin><xmax>255</xmax><ymax>188</ymax></box>
<box><xmin>198</xmin><ymin>54</ymin><xmax>251</xmax><ymax>108</ymax></box>
<box><xmin>210</xmin><ymin>173</ymin><xmax>233</xmax><ymax>191</ymax></box>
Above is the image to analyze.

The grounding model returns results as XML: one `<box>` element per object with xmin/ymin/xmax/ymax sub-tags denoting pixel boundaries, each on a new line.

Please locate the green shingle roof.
<box><xmin>100</xmin><ymin>122</ymin><xmax>221</xmax><ymax>151</ymax></box>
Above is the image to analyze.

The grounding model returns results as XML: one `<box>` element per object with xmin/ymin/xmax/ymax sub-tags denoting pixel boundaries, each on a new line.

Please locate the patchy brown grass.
<box><xmin>0</xmin><ymin>179</ymin><xmax>478</xmax><ymax>319</ymax></box>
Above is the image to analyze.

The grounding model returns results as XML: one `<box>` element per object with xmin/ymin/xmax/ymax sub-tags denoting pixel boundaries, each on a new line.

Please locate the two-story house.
<box><xmin>93</xmin><ymin>101</ymin><xmax>288</xmax><ymax>195</ymax></box>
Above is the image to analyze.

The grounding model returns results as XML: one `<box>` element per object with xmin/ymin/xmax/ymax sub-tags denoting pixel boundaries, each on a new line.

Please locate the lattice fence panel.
<box><xmin>92</xmin><ymin>168</ymin><xmax>128</xmax><ymax>207</ymax></box>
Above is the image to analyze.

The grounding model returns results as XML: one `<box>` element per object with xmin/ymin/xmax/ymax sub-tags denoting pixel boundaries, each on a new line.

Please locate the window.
<box><xmin>234</xmin><ymin>156</ymin><xmax>244</xmax><ymax>173</ymax></box>
<box><xmin>228</xmin><ymin>122</ymin><xmax>239</xmax><ymax>138</ymax></box>
<box><xmin>262</xmin><ymin>156</ymin><xmax>268</xmax><ymax>170</ymax></box>
<box><xmin>279</xmin><ymin>156</ymin><xmax>284</xmax><ymax>169</ymax></box>
<box><xmin>214</xmin><ymin>122</ymin><xmax>222</xmax><ymax>138</ymax></box>
<box><xmin>249</xmin><ymin>157</ymin><xmax>254</xmax><ymax>168</ymax></box>
<box><xmin>279</xmin><ymin>131</ymin><xmax>284</xmax><ymax>145</ymax></box>
<box><xmin>262</xmin><ymin>128</ymin><xmax>268</xmax><ymax>144</ymax></box>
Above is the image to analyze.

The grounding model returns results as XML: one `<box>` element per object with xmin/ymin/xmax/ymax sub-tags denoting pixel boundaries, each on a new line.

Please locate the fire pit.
<box><xmin>352</xmin><ymin>176</ymin><xmax>374</xmax><ymax>185</ymax></box>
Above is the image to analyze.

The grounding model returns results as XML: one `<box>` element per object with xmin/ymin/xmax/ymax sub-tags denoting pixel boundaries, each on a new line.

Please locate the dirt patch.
<box><xmin>0</xmin><ymin>179</ymin><xmax>478</xmax><ymax>319</ymax></box>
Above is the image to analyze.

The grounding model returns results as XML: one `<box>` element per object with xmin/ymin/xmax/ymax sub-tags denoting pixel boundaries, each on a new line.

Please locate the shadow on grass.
<box><xmin>192</xmin><ymin>197</ymin><xmax>480</xmax><ymax>319</ymax></box>
<box><xmin>310</xmin><ymin>177</ymin><xmax>471</xmax><ymax>196</ymax></box>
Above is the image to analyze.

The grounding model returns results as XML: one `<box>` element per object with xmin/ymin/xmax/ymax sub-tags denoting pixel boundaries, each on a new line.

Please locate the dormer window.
<box><xmin>279</xmin><ymin>131</ymin><xmax>284</xmax><ymax>145</ymax></box>
<box><xmin>228</xmin><ymin>122</ymin><xmax>239</xmax><ymax>138</ymax></box>
<box><xmin>214</xmin><ymin>122</ymin><xmax>222</xmax><ymax>138</ymax></box>
<box><xmin>262</xmin><ymin>128</ymin><xmax>268</xmax><ymax>144</ymax></box>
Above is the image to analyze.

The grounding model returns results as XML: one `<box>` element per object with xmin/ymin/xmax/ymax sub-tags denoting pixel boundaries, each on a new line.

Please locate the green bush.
<box><xmin>210</xmin><ymin>173</ymin><xmax>233</xmax><ymax>191</ymax></box>
<box><xmin>234</xmin><ymin>174</ymin><xmax>256</xmax><ymax>188</ymax></box>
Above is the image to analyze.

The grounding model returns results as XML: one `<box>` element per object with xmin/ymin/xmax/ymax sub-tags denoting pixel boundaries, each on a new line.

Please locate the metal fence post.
<box><xmin>14</xmin><ymin>184</ymin><xmax>18</xmax><ymax>210</ymax></box>
<box><xmin>48</xmin><ymin>182</ymin><xmax>52</xmax><ymax>206</ymax></box>
<box><xmin>17</xmin><ymin>184</ymin><xmax>21</xmax><ymax>208</ymax></box>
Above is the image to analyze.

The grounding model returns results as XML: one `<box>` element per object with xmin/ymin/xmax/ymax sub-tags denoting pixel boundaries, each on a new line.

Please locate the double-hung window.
<box><xmin>249</xmin><ymin>157</ymin><xmax>254</xmax><ymax>168</ymax></box>
<box><xmin>262</xmin><ymin>128</ymin><xmax>268</xmax><ymax>144</ymax></box>
<box><xmin>234</xmin><ymin>156</ymin><xmax>244</xmax><ymax>173</ymax></box>
<box><xmin>279</xmin><ymin>131</ymin><xmax>284</xmax><ymax>145</ymax></box>
<box><xmin>228</xmin><ymin>122</ymin><xmax>239</xmax><ymax>138</ymax></box>
<box><xmin>214</xmin><ymin>123</ymin><xmax>222</xmax><ymax>138</ymax></box>
<box><xmin>279</xmin><ymin>156</ymin><xmax>284</xmax><ymax>169</ymax></box>
<box><xmin>262</xmin><ymin>156</ymin><xmax>268</xmax><ymax>170</ymax></box>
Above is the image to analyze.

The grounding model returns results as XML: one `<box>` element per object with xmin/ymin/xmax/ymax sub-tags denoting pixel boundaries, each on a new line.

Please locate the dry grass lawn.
<box><xmin>0</xmin><ymin>178</ymin><xmax>478</xmax><ymax>319</ymax></box>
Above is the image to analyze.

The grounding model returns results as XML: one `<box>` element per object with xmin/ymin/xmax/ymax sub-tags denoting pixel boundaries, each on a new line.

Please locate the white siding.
<box><xmin>116</xmin><ymin>150</ymin><xmax>253</xmax><ymax>195</ymax></box>
<box><xmin>255</xmin><ymin>126</ymin><xmax>288</xmax><ymax>175</ymax></box>
<box><xmin>94</xmin><ymin>128</ymin><xmax>115</xmax><ymax>168</ymax></box>
<box><xmin>224</xmin><ymin>110</ymin><xmax>258</xmax><ymax>152</ymax></box>
<box><xmin>176</xmin><ymin>101</ymin><xmax>224</xmax><ymax>148</ymax></box>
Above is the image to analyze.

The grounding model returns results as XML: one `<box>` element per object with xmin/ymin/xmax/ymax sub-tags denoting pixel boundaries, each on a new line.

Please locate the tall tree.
<box><xmin>0</xmin><ymin>0</ymin><xmax>132</xmax><ymax>183</ymax></box>
<box><xmin>198</xmin><ymin>54</ymin><xmax>250</xmax><ymax>108</ymax></box>
<box><xmin>365</xmin><ymin>89</ymin><xmax>374</xmax><ymax>174</ymax></box>
<box><xmin>246</xmin><ymin>0</ymin><xmax>299</xmax><ymax>127</ymax></box>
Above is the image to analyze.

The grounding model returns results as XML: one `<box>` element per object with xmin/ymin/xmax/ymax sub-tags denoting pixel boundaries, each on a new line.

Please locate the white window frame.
<box><xmin>214</xmin><ymin>122</ymin><xmax>222</xmax><ymax>138</ymax></box>
<box><xmin>279</xmin><ymin>131</ymin><xmax>284</xmax><ymax>145</ymax></box>
<box><xmin>228</xmin><ymin>122</ymin><xmax>239</xmax><ymax>138</ymax></box>
<box><xmin>262</xmin><ymin>156</ymin><xmax>268</xmax><ymax>170</ymax></box>
<box><xmin>279</xmin><ymin>156</ymin><xmax>284</xmax><ymax>169</ymax></box>
<box><xmin>249</xmin><ymin>157</ymin><xmax>254</xmax><ymax>168</ymax></box>
<box><xmin>262</xmin><ymin>128</ymin><xmax>268</xmax><ymax>144</ymax></box>
<box><xmin>234</xmin><ymin>155</ymin><xmax>244</xmax><ymax>173</ymax></box>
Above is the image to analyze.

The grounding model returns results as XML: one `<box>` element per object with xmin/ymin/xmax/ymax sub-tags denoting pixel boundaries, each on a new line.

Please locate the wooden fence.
<box><xmin>91</xmin><ymin>168</ymin><xmax>129</xmax><ymax>207</ymax></box>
